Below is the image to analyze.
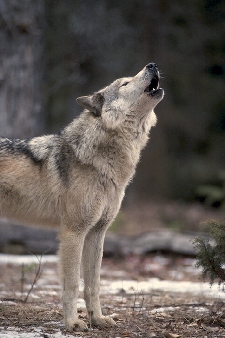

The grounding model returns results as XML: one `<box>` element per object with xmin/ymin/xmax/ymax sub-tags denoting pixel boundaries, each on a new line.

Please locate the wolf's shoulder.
<box><xmin>0</xmin><ymin>134</ymin><xmax>57</xmax><ymax>163</ymax></box>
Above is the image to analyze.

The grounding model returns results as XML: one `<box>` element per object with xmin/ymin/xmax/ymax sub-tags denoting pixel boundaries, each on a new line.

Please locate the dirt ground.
<box><xmin>1</xmin><ymin>254</ymin><xmax>225</xmax><ymax>338</ymax></box>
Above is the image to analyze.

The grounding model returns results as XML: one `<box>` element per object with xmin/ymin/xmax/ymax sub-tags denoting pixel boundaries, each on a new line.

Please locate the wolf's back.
<box><xmin>0</xmin><ymin>135</ymin><xmax>55</xmax><ymax>164</ymax></box>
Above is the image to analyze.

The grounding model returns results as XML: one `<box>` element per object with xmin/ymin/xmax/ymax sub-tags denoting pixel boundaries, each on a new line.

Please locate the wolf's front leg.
<box><xmin>58</xmin><ymin>229</ymin><xmax>88</xmax><ymax>332</ymax></box>
<box><xmin>82</xmin><ymin>226</ymin><xmax>117</xmax><ymax>328</ymax></box>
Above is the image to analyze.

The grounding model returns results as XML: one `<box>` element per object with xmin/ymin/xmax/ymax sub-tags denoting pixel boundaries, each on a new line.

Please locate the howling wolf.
<box><xmin>0</xmin><ymin>63</ymin><xmax>164</xmax><ymax>331</ymax></box>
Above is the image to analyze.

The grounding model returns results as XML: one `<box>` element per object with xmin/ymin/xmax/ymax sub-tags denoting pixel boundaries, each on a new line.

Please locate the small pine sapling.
<box><xmin>193</xmin><ymin>220</ymin><xmax>225</xmax><ymax>289</ymax></box>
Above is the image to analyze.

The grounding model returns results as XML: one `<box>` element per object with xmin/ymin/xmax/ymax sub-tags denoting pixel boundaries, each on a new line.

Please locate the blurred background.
<box><xmin>0</xmin><ymin>0</ymin><xmax>225</xmax><ymax>253</ymax></box>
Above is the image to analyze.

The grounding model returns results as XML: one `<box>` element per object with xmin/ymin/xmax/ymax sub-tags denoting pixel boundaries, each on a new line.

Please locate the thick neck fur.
<box><xmin>62</xmin><ymin>108</ymin><xmax>156</xmax><ymax>188</ymax></box>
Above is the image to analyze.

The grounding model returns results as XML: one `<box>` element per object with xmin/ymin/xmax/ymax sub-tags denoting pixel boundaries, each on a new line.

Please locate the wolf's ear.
<box><xmin>76</xmin><ymin>96</ymin><xmax>93</xmax><ymax>110</ymax></box>
<box><xmin>76</xmin><ymin>93</ymin><xmax>104</xmax><ymax>117</ymax></box>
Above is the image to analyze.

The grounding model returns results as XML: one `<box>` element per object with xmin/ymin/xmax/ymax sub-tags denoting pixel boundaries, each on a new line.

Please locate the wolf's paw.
<box><xmin>91</xmin><ymin>315</ymin><xmax>117</xmax><ymax>328</ymax></box>
<box><xmin>65</xmin><ymin>318</ymin><xmax>88</xmax><ymax>332</ymax></box>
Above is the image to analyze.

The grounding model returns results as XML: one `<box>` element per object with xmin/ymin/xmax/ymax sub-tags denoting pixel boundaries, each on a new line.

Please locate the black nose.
<box><xmin>146</xmin><ymin>63</ymin><xmax>158</xmax><ymax>71</ymax></box>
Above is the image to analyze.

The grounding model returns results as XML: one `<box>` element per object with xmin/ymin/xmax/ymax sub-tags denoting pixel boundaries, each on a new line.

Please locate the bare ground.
<box><xmin>1</xmin><ymin>255</ymin><xmax>225</xmax><ymax>337</ymax></box>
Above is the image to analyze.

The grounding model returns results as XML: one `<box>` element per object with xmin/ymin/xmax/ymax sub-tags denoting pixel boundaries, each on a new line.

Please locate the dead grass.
<box><xmin>1</xmin><ymin>257</ymin><xmax>225</xmax><ymax>337</ymax></box>
<box><xmin>1</xmin><ymin>292</ymin><xmax>225</xmax><ymax>337</ymax></box>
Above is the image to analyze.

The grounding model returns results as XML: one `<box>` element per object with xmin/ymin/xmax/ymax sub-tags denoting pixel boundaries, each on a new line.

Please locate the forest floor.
<box><xmin>1</xmin><ymin>253</ymin><xmax>225</xmax><ymax>338</ymax></box>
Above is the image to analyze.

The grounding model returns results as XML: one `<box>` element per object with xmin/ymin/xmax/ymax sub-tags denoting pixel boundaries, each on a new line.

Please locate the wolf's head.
<box><xmin>76</xmin><ymin>63</ymin><xmax>164</xmax><ymax>130</ymax></box>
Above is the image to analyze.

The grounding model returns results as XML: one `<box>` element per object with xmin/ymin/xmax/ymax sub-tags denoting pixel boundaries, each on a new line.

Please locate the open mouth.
<box><xmin>144</xmin><ymin>74</ymin><xmax>160</xmax><ymax>95</ymax></box>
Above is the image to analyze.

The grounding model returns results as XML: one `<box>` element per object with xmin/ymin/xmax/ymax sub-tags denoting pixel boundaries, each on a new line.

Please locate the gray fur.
<box><xmin>0</xmin><ymin>64</ymin><xmax>164</xmax><ymax>331</ymax></box>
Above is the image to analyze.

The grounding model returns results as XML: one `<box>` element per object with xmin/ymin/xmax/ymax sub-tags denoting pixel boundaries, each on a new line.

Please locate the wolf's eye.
<box><xmin>121</xmin><ymin>81</ymin><xmax>129</xmax><ymax>87</ymax></box>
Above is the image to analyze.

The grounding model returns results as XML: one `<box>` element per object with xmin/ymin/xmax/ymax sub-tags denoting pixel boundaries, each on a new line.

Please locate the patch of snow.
<box><xmin>0</xmin><ymin>329</ymin><xmax>80</xmax><ymax>338</ymax></box>
<box><xmin>102</xmin><ymin>278</ymin><xmax>225</xmax><ymax>298</ymax></box>
<box><xmin>0</xmin><ymin>253</ymin><xmax>58</xmax><ymax>264</ymax></box>
<box><xmin>36</xmin><ymin>290</ymin><xmax>58</xmax><ymax>296</ymax></box>
<box><xmin>150</xmin><ymin>306</ymin><xmax>180</xmax><ymax>314</ymax></box>
<box><xmin>37</xmin><ymin>284</ymin><xmax>60</xmax><ymax>289</ymax></box>
<box><xmin>195</xmin><ymin>306</ymin><xmax>209</xmax><ymax>313</ymax></box>
<box><xmin>77</xmin><ymin>298</ymin><xmax>86</xmax><ymax>308</ymax></box>
<box><xmin>0</xmin><ymin>300</ymin><xmax>16</xmax><ymax>305</ymax></box>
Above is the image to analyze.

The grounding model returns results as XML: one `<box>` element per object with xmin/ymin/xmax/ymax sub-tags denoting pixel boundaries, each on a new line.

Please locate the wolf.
<box><xmin>0</xmin><ymin>63</ymin><xmax>164</xmax><ymax>331</ymax></box>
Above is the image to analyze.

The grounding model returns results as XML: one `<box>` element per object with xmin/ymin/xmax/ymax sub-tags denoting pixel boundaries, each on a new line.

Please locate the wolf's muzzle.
<box><xmin>146</xmin><ymin>63</ymin><xmax>158</xmax><ymax>73</ymax></box>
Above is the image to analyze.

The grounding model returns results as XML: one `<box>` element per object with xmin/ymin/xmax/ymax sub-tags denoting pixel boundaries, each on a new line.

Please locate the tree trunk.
<box><xmin>0</xmin><ymin>0</ymin><xmax>46</xmax><ymax>139</ymax></box>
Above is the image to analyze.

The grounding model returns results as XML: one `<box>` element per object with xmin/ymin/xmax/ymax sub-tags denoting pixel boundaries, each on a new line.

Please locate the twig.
<box><xmin>22</xmin><ymin>243</ymin><xmax>56</xmax><ymax>302</ymax></box>
<box><xmin>23</xmin><ymin>254</ymin><xmax>44</xmax><ymax>303</ymax></box>
<box><xmin>21</xmin><ymin>263</ymin><xmax>25</xmax><ymax>295</ymax></box>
